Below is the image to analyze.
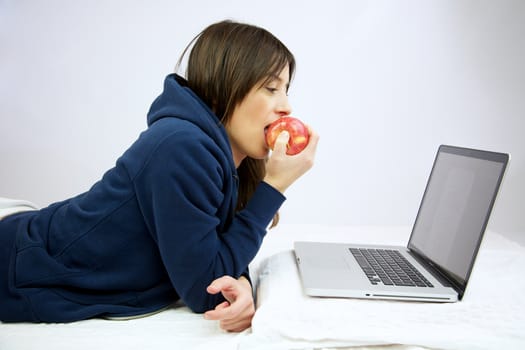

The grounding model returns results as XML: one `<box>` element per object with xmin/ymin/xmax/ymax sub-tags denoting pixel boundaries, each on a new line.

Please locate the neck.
<box><xmin>231</xmin><ymin>148</ymin><xmax>245</xmax><ymax>168</ymax></box>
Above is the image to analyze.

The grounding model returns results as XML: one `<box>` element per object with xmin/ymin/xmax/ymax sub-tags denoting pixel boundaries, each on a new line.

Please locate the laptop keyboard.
<box><xmin>349</xmin><ymin>248</ymin><xmax>434</xmax><ymax>288</ymax></box>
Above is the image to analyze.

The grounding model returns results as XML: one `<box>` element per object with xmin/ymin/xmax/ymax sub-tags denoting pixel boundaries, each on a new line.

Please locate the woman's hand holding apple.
<box><xmin>263</xmin><ymin>119</ymin><xmax>319</xmax><ymax>194</ymax></box>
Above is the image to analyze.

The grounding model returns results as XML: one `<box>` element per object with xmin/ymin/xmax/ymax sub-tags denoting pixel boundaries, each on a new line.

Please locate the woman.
<box><xmin>0</xmin><ymin>20</ymin><xmax>318</xmax><ymax>332</ymax></box>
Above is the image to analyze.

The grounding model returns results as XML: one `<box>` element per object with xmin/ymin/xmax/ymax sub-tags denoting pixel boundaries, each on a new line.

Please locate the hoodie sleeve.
<box><xmin>132</xmin><ymin>126</ymin><xmax>285</xmax><ymax>313</ymax></box>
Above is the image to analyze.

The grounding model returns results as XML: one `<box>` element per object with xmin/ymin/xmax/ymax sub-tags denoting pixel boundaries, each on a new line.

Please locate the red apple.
<box><xmin>265</xmin><ymin>117</ymin><xmax>310</xmax><ymax>155</ymax></box>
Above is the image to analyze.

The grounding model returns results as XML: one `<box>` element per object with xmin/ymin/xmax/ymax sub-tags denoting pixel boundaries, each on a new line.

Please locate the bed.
<box><xmin>1</xmin><ymin>224</ymin><xmax>524</xmax><ymax>350</ymax></box>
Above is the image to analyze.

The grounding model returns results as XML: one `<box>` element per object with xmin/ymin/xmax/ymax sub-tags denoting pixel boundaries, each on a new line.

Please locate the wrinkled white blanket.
<box><xmin>243</xmin><ymin>226</ymin><xmax>525</xmax><ymax>350</ymax></box>
<box><xmin>0</xmin><ymin>300</ymin><xmax>247</xmax><ymax>350</ymax></box>
<box><xmin>1</xmin><ymin>224</ymin><xmax>523</xmax><ymax>350</ymax></box>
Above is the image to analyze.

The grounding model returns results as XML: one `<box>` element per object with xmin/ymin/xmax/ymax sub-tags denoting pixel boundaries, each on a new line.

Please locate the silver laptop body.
<box><xmin>295</xmin><ymin>145</ymin><xmax>509</xmax><ymax>302</ymax></box>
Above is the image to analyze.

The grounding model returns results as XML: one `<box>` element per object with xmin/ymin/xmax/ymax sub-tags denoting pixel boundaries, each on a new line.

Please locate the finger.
<box><xmin>273</xmin><ymin>130</ymin><xmax>290</xmax><ymax>154</ymax></box>
<box><xmin>220</xmin><ymin>317</ymin><xmax>252</xmax><ymax>332</ymax></box>
<box><xmin>203</xmin><ymin>301</ymin><xmax>230</xmax><ymax>320</ymax></box>
<box><xmin>206</xmin><ymin>275</ymin><xmax>236</xmax><ymax>295</ymax></box>
<box><xmin>219</xmin><ymin>304</ymin><xmax>255</xmax><ymax>332</ymax></box>
<box><xmin>305</xmin><ymin>128</ymin><xmax>319</xmax><ymax>149</ymax></box>
<box><xmin>204</xmin><ymin>291</ymin><xmax>250</xmax><ymax>321</ymax></box>
<box><xmin>204</xmin><ymin>304</ymin><xmax>238</xmax><ymax>322</ymax></box>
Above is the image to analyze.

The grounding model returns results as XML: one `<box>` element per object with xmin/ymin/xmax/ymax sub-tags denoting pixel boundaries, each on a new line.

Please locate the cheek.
<box><xmin>246</xmin><ymin>107</ymin><xmax>265</xmax><ymax>124</ymax></box>
<box><xmin>245</xmin><ymin>94</ymin><xmax>271</xmax><ymax>120</ymax></box>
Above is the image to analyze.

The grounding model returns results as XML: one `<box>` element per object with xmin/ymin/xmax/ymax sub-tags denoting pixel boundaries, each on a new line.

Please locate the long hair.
<box><xmin>176</xmin><ymin>20</ymin><xmax>296</xmax><ymax>227</ymax></box>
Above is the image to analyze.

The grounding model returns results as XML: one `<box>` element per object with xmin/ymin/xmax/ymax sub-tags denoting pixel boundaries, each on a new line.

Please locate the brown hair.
<box><xmin>177</xmin><ymin>20</ymin><xmax>296</xmax><ymax>227</ymax></box>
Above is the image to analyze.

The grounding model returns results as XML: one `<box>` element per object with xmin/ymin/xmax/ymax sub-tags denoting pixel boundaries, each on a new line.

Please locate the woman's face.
<box><xmin>226</xmin><ymin>65</ymin><xmax>292</xmax><ymax>167</ymax></box>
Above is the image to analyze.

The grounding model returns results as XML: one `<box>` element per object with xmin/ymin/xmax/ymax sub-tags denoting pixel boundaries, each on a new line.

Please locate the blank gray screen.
<box><xmin>408</xmin><ymin>151</ymin><xmax>504</xmax><ymax>284</ymax></box>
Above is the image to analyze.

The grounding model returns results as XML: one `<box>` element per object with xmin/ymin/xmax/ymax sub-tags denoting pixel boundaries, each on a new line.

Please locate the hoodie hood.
<box><xmin>146</xmin><ymin>74</ymin><xmax>233</xmax><ymax>165</ymax></box>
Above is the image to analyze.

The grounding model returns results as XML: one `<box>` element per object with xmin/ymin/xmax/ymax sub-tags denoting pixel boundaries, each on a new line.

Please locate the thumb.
<box><xmin>273</xmin><ymin>131</ymin><xmax>290</xmax><ymax>153</ymax></box>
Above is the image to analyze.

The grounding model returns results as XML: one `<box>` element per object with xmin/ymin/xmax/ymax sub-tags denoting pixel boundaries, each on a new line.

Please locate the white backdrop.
<box><xmin>1</xmin><ymin>0</ymin><xmax>524</xmax><ymax>238</ymax></box>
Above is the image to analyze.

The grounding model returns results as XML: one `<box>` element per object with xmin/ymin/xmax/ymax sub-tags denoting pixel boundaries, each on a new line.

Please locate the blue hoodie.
<box><xmin>0</xmin><ymin>74</ymin><xmax>285</xmax><ymax>322</ymax></box>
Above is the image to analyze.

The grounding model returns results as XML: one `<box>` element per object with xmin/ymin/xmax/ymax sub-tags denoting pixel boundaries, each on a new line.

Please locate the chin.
<box><xmin>250</xmin><ymin>149</ymin><xmax>270</xmax><ymax>161</ymax></box>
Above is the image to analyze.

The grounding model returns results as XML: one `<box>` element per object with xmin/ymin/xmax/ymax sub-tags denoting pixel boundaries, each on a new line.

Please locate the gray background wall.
<box><xmin>1</xmin><ymin>0</ymin><xmax>523</xmax><ymax>241</ymax></box>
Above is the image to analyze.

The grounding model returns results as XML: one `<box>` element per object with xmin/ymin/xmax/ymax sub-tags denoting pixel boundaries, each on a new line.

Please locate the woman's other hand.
<box><xmin>203</xmin><ymin>275</ymin><xmax>255</xmax><ymax>332</ymax></box>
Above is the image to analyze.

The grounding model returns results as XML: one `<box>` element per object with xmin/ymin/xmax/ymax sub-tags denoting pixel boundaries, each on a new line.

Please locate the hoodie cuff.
<box><xmin>243</xmin><ymin>181</ymin><xmax>286</xmax><ymax>225</ymax></box>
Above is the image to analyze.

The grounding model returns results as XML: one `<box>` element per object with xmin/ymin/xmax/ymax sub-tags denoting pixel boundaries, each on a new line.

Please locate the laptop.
<box><xmin>294</xmin><ymin>145</ymin><xmax>509</xmax><ymax>302</ymax></box>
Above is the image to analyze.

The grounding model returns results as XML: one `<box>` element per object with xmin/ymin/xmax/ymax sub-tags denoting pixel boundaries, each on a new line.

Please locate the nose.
<box><xmin>277</xmin><ymin>94</ymin><xmax>292</xmax><ymax>117</ymax></box>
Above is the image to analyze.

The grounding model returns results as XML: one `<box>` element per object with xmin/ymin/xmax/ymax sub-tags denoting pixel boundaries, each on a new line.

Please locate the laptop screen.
<box><xmin>407</xmin><ymin>145</ymin><xmax>509</xmax><ymax>298</ymax></box>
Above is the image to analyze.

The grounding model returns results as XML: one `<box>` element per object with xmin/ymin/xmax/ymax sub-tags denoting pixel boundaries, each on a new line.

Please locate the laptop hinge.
<box><xmin>406</xmin><ymin>249</ymin><xmax>459</xmax><ymax>292</ymax></box>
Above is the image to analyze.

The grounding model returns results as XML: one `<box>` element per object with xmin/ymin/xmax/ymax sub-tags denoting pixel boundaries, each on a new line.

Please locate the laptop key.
<box><xmin>350</xmin><ymin>248</ymin><xmax>434</xmax><ymax>288</ymax></box>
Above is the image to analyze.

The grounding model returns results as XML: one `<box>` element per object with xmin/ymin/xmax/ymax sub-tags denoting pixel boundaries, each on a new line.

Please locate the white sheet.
<box><xmin>242</xmin><ymin>225</ymin><xmax>525</xmax><ymax>350</ymax></box>
<box><xmin>0</xmin><ymin>300</ymin><xmax>248</xmax><ymax>350</ymax></box>
<box><xmin>1</xmin><ymin>224</ymin><xmax>523</xmax><ymax>350</ymax></box>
